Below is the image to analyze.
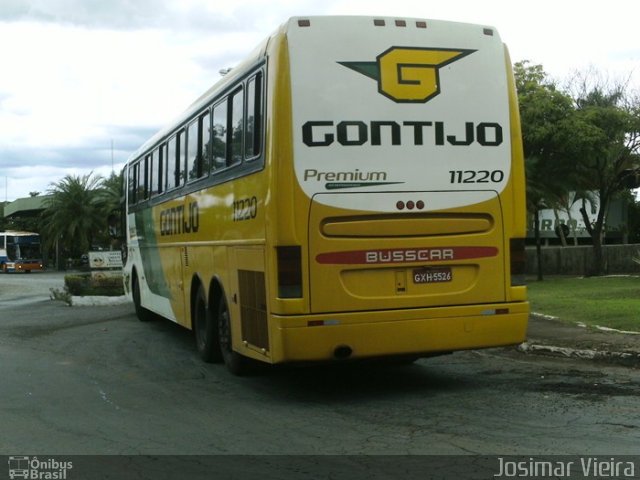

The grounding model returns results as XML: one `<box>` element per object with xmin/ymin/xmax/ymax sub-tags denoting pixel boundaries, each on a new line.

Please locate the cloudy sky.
<box><xmin>1</xmin><ymin>0</ymin><xmax>638</xmax><ymax>201</ymax></box>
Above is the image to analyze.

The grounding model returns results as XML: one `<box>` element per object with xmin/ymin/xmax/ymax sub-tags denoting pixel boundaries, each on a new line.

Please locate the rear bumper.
<box><xmin>14</xmin><ymin>262</ymin><xmax>44</xmax><ymax>272</ymax></box>
<box><xmin>268</xmin><ymin>302</ymin><xmax>529</xmax><ymax>363</ymax></box>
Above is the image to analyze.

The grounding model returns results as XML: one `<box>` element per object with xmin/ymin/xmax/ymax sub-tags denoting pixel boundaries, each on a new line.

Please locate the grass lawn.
<box><xmin>527</xmin><ymin>276</ymin><xmax>640</xmax><ymax>332</ymax></box>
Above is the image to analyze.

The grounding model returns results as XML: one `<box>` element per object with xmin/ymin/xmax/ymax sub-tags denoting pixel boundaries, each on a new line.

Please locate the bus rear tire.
<box><xmin>194</xmin><ymin>284</ymin><xmax>222</xmax><ymax>363</ymax></box>
<box><xmin>132</xmin><ymin>273</ymin><xmax>155</xmax><ymax>322</ymax></box>
<box><xmin>217</xmin><ymin>293</ymin><xmax>252</xmax><ymax>376</ymax></box>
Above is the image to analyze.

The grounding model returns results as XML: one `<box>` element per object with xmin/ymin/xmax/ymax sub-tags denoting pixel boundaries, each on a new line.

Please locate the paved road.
<box><xmin>0</xmin><ymin>270</ymin><xmax>64</xmax><ymax>306</ymax></box>
<box><xmin>1</xmin><ymin>271</ymin><xmax>639</xmax><ymax>458</ymax></box>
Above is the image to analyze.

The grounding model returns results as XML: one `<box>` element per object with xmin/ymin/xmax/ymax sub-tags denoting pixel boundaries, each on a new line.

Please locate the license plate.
<box><xmin>412</xmin><ymin>267</ymin><xmax>452</xmax><ymax>284</ymax></box>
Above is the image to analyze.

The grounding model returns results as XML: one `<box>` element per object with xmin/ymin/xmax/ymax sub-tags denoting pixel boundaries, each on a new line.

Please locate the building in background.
<box><xmin>527</xmin><ymin>193</ymin><xmax>629</xmax><ymax>245</ymax></box>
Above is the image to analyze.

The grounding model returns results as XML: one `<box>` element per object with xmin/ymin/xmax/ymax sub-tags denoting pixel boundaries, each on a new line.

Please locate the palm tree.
<box><xmin>96</xmin><ymin>171</ymin><xmax>124</xmax><ymax>247</ymax></box>
<box><xmin>99</xmin><ymin>171</ymin><xmax>123</xmax><ymax>215</ymax></box>
<box><xmin>41</xmin><ymin>173</ymin><xmax>106</xmax><ymax>264</ymax></box>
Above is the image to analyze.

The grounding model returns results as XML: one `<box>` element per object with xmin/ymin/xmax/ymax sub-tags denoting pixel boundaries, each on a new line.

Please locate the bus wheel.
<box><xmin>217</xmin><ymin>294</ymin><xmax>251</xmax><ymax>376</ymax></box>
<box><xmin>132</xmin><ymin>273</ymin><xmax>155</xmax><ymax>322</ymax></box>
<box><xmin>194</xmin><ymin>285</ymin><xmax>222</xmax><ymax>363</ymax></box>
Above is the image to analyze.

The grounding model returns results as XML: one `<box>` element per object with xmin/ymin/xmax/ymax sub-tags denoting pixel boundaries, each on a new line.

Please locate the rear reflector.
<box><xmin>510</xmin><ymin>238</ymin><xmax>526</xmax><ymax>286</ymax></box>
<box><xmin>277</xmin><ymin>246</ymin><xmax>303</xmax><ymax>298</ymax></box>
<box><xmin>482</xmin><ymin>308</ymin><xmax>510</xmax><ymax>315</ymax></box>
<box><xmin>307</xmin><ymin>319</ymin><xmax>340</xmax><ymax>327</ymax></box>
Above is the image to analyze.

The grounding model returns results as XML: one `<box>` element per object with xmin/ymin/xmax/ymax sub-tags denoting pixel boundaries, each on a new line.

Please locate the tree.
<box><xmin>568</xmin><ymin>73</ymin><xmax>640</xmax><ymax>275</ymax></box>
<box><xmin>99</xmin><ymin>171</ymin><xmax>123</xmax><ymax>216</ymax></box>
<box><xmin>514</xmin><ymin>61</ymin><xmax>577</xmax><ymax>279</ymax></box>
<box><xmin>515</xmin><ymin>62</ymin><xmax>640</xmax><ymax>277</ymax></box>
<box><xmin>41</xmin><ymin>173</ymin><xmax>107</xmax><ymax>266</ymax></box>
<box><xmin>0</xmin><ymin>203</ymin><xmax>7</xmax><ymax>232</ymax></box>
<box><xmin>95</xmin><ymin>171</ymin><xmax>124</xmax><ymax>248</ymax></box>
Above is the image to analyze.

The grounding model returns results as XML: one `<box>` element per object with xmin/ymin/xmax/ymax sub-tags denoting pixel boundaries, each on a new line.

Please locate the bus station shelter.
<box><xmin>3</xmin><ymin>195</ymin><xmax>50</xmax><ymax>219</ymax></box>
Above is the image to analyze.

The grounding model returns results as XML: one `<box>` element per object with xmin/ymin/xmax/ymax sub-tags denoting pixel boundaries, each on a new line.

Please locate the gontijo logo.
<box><xmin>339</xmin><ymin>47</ymin><xmax>475</xmax><ymax>103</ymax></box>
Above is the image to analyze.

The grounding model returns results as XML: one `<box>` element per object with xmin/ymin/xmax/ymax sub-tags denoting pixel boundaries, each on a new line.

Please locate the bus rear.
<box><xmin>268</xmin><ymin>17</ymin><xmax>528</xmax><ymax>362</ymax></box>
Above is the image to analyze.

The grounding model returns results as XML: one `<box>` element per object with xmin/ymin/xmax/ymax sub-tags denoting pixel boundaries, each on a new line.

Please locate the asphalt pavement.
<box><xmin>2</xmin><ymin>270</ymin><xmax>639</xmax><ymax>366</ymax></box>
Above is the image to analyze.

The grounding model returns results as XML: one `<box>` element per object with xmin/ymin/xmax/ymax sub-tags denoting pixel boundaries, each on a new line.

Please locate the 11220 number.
<box><xmin>233</xmin><ymin>196</ymin><xmax>258</xmax><ymax>222</ymax></box>
<box><xmin>449</xmin><ymin>170</ymin><xmax>504</xmax><ymax>184</ymax></box>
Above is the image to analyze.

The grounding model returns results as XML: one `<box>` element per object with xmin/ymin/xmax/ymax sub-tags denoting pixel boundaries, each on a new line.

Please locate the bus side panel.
<box><xmin>186</xmin><ymin>168</ymin><xmax>269</xmax><ymax>343</ymax></box>
<box><xmin>503</xmin><ymin>45</ymin><xmax>528</xmax><ymax>303</ymax></box>
<box><xmin>228</xmin><ymin>246</ymin><xmax>270</xmax><ymax>360</ymax></box>
<box><xmin>128</xmin><ymin>208</ymin><xmax>180</xmax><ymax>323</ymax></box>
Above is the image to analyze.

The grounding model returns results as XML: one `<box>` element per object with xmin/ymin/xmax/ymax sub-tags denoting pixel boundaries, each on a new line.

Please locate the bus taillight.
<box><xmin>277</xmin><ymin>246</ymin><xmax>303</xmax><ymax>298</ymax></box>
<box><xmin>510</xmin><ymin>238</ymin><xmax>526</xmax><ymax>286</ymax></box>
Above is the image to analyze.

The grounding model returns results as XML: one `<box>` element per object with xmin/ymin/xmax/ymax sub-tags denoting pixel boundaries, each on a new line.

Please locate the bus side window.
<box><xmin>201</xmin><ymin>110</ymin><xmax>212</xmax><ymax>175</ymax></box>
<box><xmin>187</xmin><ymin>118</ymin><xmax>199</xmax><ymax>182</ymax></box>
<box><xmin>229</xmin><ymin>88</ymin><xmax>244</xmax><ymax>166</ymax></box>
<box><xmin>166</xmin><ymin>136</ymin><xmax>178</xmax><ymax>190</ymax></box>
<box><xmin>159</xmin><ymin>143</ymin><xmax>166</xmax><ymax>194</ymax></box>
<box><xmin>128</xmin><ymin>163</ymin><xmax>137</xmax><ymax>205</ymax></box>
<box><xmin>138</xmin><ymin>155</ymin><xmax>149</xmax><ymax>201</ymax></box>
<box><xmin>245</xmin><ymin>72</ymin><xmax>262</xmax><ymax>159</ymax></box>
<box><xmin>177</xmin><ymin>130</ymin><xmax>186</xmax><ymax>187</ymax></box>
<box><xmin>212</xmin><ymin>100</ymin><xmax>227</xmax><ymax>172</ymax></box>
<box><xmin>150</xmin><ymin>148</ymin><xmax>161</xmax><ymax>197</ymax></box>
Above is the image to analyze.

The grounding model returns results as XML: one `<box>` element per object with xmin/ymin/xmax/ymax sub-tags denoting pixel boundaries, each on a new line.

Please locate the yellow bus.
<box><xmin>123</xmin><ymin>16</ymin><xmax>528</xmax><ymax>375</ymax></box>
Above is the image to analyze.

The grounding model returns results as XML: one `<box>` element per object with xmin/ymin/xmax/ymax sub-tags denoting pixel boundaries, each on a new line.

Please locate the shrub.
<box><xmin>50</xmin><ymin>287</ymin><xmax>73</xmax><ymax>306</ymax></box>
<box><xmin>64</xmin><ymin>273</ymin><xmax>124</xmax><ymax>297</ymax></box>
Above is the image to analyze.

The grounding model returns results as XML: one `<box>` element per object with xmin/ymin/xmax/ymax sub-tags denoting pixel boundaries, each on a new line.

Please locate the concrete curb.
<box><xmin>71</xmin><ymin>295</ymin><xmax>129</xmax><ymax>306</ymax></box>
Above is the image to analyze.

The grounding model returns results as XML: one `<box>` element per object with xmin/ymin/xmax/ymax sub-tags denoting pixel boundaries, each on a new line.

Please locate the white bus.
<box><xmin>0</xmin><ymin>231</ymin><xmax>43</xmax><ymax>273</ymax></box>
